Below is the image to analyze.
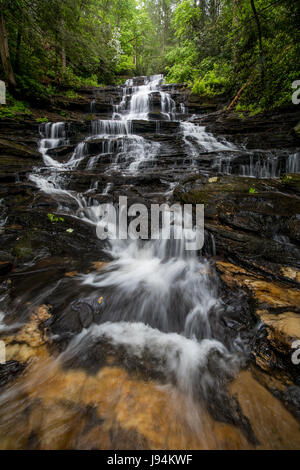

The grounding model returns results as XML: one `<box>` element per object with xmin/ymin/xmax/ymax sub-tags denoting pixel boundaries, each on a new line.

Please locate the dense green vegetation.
<box><xmin>165</xmin><ymin>0</ymin><xmax>300</xmax><ymax>113</ymax></box>
<box><xmin>0</xmin><ymin>0</ymin><xmax>299</xmax><ymax>115</ymax></box>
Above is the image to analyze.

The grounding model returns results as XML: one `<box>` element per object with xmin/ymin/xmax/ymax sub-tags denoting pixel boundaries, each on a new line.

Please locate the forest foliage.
<box><xmin>0</xmin><ymin>0</ymin><xmax>299</xmax><ymax>115</ymax></box>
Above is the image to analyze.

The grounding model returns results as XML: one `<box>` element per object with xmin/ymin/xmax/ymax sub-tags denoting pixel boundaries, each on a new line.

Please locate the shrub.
<box><xmin>0</xmin><ymin>94</ymin><xmax>31</xmax><ymax>120</ymax></box>
<box><xmin>192</xmin><ymin>62</ymin><xmax>233</xmax><ymax>97</ymax></box>
<box><xmin>36</xmin><ymin>117</ymin><xmax>49</xmax><ymax>123</ymax></box>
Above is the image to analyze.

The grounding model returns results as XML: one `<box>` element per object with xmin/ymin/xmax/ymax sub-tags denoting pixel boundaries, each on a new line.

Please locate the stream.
<box><xmin>0</xmin><ymin>75</ymin><xmax>300</xmax><ymax>450</ymax></box>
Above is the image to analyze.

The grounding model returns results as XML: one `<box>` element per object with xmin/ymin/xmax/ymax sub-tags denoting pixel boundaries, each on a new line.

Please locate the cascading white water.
<box><xmin>212</xmin><ymin>153</ymin><xmax>281</xmax><ymax>178</ymax></box>
<box><xmin>213</xmin><ymin>151</ymin><xmax>300</xmax><ymax>178</ymax></box>
<box><xmin>88</xmin><ymin>76</ymin><xmax>168</xmax><ymax>171</ymax></box>
<box><xmin>29</xmin><ymin>75</ymin><xmax>244</xmax><ymax>407</ymax></box>
<box><xmin>287</xmin><ymin>152</ymin><xmax>300</xmax><ymax>173</ymax></box>
<box><xmin>65</xmin><ymin>321</ymin><xmax>239</xmax><ymax>400</ymax></box>
<box><xmin>90</xmin><ymin>99</ymin><xmax>96</xmax><ymax>113</ymax></box>
<box><xmin>81</xmin><ymin>228</ymin><xmax>220</xmax><ymax>328</ymax></box>
<box><xmin>114</xmin><ymin>74</ymin><xmax>177</xmax><ymax>121</ymax></box>
<box><xmin>161</xmin><ymin>92</ymin><xmax>176</xmax><ymax>120</ymax></box>
<box><xmin>38</xmin><ymin>122</ymin><xmax>68</xmax><ymax>168</ymax></box>
<box><xmin>2</xmin><ymin>74</ymin><xmax>299</xmax><ymax>450</ymax></box>
<box><xmin>240</xmin><ymin>155</ymin><xmax>280</xmax><ymax>178</ymax></box>
<box><xmin>102</xmin><ymin>182</ymin><xmax>113</xmax><ymax>195</ymax></box>
<box><xmin>91</xmin><ymin>119</ymin><xmax>132</xmax><ymax>136</ymax></box>
<box><xmin>180</xmin><ymin>122</ymin><xmax>237</xmax><ymax>165</ymax></box>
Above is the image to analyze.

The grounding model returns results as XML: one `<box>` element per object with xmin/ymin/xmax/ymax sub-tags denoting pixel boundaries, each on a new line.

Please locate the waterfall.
<box><xmin>161</xmin><ymin>92</ymin><xmax>176</xmax><ymax>120</ymax></box>
<box><xmin>287</xmin><ymin>152</ymin><xmax>300</xmax><ymax>173</ymax></box>
<box><xmin>114</xmin><ymin>74</ymin><xmax>178</xmax><ymax>121</ymax></box>
<box><xmin>180</xmin><ymin>122</ymin><xmax>236</xmax><ymax>160</ymax></box>
<box><xmin>239</xmin><ymin>155</ymin><xmax>281</xmax><ymax>178</ymax></box>
<box><xmin>17</xmin><ymin>75</ymin><xmax>258</xmax><ymax>451</ymax></box>
<box><xmin>91</xmin><ymin>119</ymin><xmax>132</xmax><ymax>136</ymax></box>
<box><xmin>90</xmin><ymin>99</ymin><xmax>96</xmax><ymax>113</ymax></box>
<box><xmin>214</xmin><ymin>152</ymin><xmax>300</xmax><ymax>178</ymax></box>
<box><xmin>38</xmin><ymin>122</ymin><xmax>68</xmax><ymax>168</ymax></box>
<box><xmin>1</xmin><ymin>74</ymin><xmax>299</xmax><ymax>450</ymax></box>
<box><xmin>65</xmin><ymin>321</ymin><xmax>238</xmax><ymax>400</ymax></box>
<box><xmin>0</xmin><ymin>198</ymin><xmax>7</xmax><ymax>235</ymax></box>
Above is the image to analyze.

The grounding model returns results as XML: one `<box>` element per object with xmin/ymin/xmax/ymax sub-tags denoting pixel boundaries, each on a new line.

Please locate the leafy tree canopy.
<box><xmin>0</xmin><ymin>0</ymin><xmax>299</xmax><ymax>111</ymax></box>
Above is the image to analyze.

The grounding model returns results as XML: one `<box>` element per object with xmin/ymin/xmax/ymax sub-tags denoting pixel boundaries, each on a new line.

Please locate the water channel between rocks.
<box><xmin>0</xmin><ymin>75</ymin><xmax>300</xmax><ymax>450</ymax></box>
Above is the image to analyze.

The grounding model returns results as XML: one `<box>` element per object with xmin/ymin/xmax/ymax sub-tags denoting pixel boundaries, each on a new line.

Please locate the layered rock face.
<box><xmin>0</xmin><ymin>76</ymin><xmax>300</xmax><ymax>450</ymax></box>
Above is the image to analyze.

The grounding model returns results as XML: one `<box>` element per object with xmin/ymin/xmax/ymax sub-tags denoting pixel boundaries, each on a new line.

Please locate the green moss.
<box><xmin>36</xmin><ymin>117</ymin><xmax>49</xmax><ymax>123</ymax></box>
<box><xmin>249</xmin><ymin>187</ymin><xmax>258</xmax><ymax>194</ymax></box>
<box><xmin>180</xmin><ymin>190</ymin><xmax>210</xmax><ymax>205</ymax></box>
<box><xmin>59</xmin><ymin>110</ymin><xmax>71</xmax><ymax>119</ymax></box>
<box><xmin>281</xmin><ymin>174</ymin><xmax>292</xmax><ymax>184</ymax></box>
<box><xmin>84</xmin><ymin>114</ymin><xmax>95</xmax><ymax>121</ymax></box>
<box><xmin>64</xmin><ymin>90</ymin><xmax>81</xmax><ymax>99</ymax></box>
<box><xmin>281</xmin><ymin>173</ymin><xmax>300</xmax><ymax>193</ymax></box>
<box><xmin>0</xmin><ymin>94</ymin><xmax>32</xmax><ymax>120</ymax></box>
<box><xmin>48</xmin><ymin>213</ymin><xmax>65</xmax><ymax>223</ymax></box>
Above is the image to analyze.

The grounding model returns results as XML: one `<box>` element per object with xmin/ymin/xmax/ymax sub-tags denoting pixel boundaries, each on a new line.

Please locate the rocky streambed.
<box><xmin>0</xmin><ymin>76</ymin><xmax>300</xmax><ymax>450</ymax></box>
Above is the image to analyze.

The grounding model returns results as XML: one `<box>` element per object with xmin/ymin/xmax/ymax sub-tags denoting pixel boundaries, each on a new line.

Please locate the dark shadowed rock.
<box><xmin>0</xmin><ymin>138</ymin><xmax>41</xmax><ymax>159</ymax></box>
<box><xmin>0</xmin><ymin>361</ymin><xmax>25</xmax><ymax>388</ymax></box>
<box><xmin>174</xmin><ymin>175</ymin><xmax>300</xmax><ymax>279</ymax></box>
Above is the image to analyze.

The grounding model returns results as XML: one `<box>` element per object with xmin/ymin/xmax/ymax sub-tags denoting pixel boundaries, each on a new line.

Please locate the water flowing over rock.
<box><xmin>0</xmin><ymin>75</ymin><xmax>300</xmax><ymax>450</ymax></box>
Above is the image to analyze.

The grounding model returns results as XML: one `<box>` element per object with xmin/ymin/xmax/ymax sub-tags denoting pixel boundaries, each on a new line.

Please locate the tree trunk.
<box><xmin>0</xmin><ymin>12</ymin><xmax>17</xmax><ymax>88</ymax></box>
<box><xmin>55</xmin><ymin>30</ymin><xmax>59</xmax><ymax>77</ymax></box>
<box><xmin>232</xmin><ymin>0</ymin><xmax>239</xmax><ymax>27</ymax></box>
<box><xmin>226</xmin><ymin>77</ymin><xmax>254</xmax><ymax>111</ymax></box>
<box><xmin>15</xmin><ymin>26</ymin><xmax>22</xmax><ymax>74</ymax></box>
<box><xmin>232</xmin><ymin>0</ymin><xmax>239</xmax><ymax>72</ymax></box>
<box><xmin>62</xmin><ymin>44</ymin><xmax>66</xmax><ymax>75</ymax></box>
<box><xmin>61</xmin><ymin>20</ymin><xmax>66</xmax><ymax>77</ymax></box>
<box><xmin>199</xmin><ymin>0</ymin><xmax>206</xmax><ymax>24</ymax></box>
<box><xmin>209</xmin><ymin>0</ymin><xmax>217</xmax><ymax>23</ymax></box>
<box><xmin>250</xmin><ymin>0</ymin><xmax>264</xmax><ymax>85</ymax></box>
<box><xmin>134</xmin><ymin>32</ymin><xmax>137</xmax><ymax>67</ymax></box>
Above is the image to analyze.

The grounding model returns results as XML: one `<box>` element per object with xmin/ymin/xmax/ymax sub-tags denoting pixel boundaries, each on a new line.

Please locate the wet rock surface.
<box><xmin>201</xmin><ymin>105</ymin><xmax>300</xmax><ymax>150</ymax></box>
<box><xmin>0</xmin><ymin>76</ymin><xmax>300</xmax><ymax>449</ymax></box>
<box><xmin>174</xmin><ymin>175</ymin><xmax>300</xmax><ymax>280</ymax></box>
<box><xmin>216</xmin><ymin>261</ymin><xmax>300</xmax><ymax>419</ymax></box>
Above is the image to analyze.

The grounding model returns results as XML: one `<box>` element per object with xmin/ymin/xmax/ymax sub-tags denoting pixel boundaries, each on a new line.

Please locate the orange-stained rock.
<box><xmin>0</xmin><ymin>356</ymin><xmax>252</xmax><ymax>450</ymax></box>
<box><xmin>216</xmin><ymin>261</ymin><xmax>300</xmax><ymax>310</ymax></box>
<box><xmin>64</xmin><ymin>271</ymin><xmax>78</xmax><ymax>278</ymax></box>
<box><xmin>1</xmin><ymin>300</ymin><xmax>300</xmax><ymax>450</ymax></box>
<box><xmin>3</xmin><ymin>304</ymin><xmax>51</xmax><ymax>362</ymax></box>
<box><xmin>216</xmin><ymin>260</ymin><xmax>300</xmax><ymax>378</ymax></box>
<box><xmin>229</xmin><ymin>370</ymin><xmax>300</xmax><ymax>450</ymax></box>
<box><xmin>257</xmin><ymin>310</ymin><xmax>300</xmax><ymax>350</ymax></box>
<box><xmin>92</xmin><ymin>261</ymin><xmax>109</xmax><ymax>271</ymax></box>
<box><xmin>280</xmin><ymin>266</ymin><xmax>300</xmax><ymax>284</ymax></box>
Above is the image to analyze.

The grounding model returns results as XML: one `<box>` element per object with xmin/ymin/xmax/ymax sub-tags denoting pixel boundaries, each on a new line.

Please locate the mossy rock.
<box><xmin>174</xmin><ymin>175</ymin><xmax>282</xmax><ymax>206</ymax></box>
<box><xmin>281</xmin><ymin>173</ymin><xmax>300</xmax><ymax>194</ymax></box>
<box><xmin>294</xmin><ymin>121</ymin><xmax>300</xmax><ymax>137</ymax></box>
<box><xmin>0</xmin><ymin>138</ymin><xmax>41</xmax><ymax>159</ymax></box>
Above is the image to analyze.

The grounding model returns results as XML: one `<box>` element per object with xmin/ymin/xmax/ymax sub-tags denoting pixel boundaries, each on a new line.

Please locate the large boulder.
<box><xmin>174</xmin><ymin>175</ymin><xmax>300</xmax><ymax>280</ymax></box>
